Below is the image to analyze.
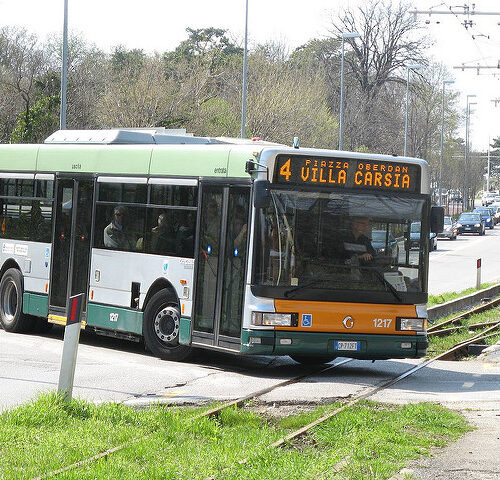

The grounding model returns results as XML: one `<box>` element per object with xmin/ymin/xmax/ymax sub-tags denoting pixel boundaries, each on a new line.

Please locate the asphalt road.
<box><xmin>428</xmin><ymin>224</ymin><xmax>500</xmax><ymax>295</ymax></box>
<box><xmin>1</xmin><ymin>324</ymin><xmax>499</xmax><ymax>412</ymax></box>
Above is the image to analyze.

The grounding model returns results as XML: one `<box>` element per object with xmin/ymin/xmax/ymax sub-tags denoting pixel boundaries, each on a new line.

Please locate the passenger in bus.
<box><xmin>104</xmin><ymin>205</ymin><xmax>136</xmax><ymax>250</ymax></box>
<box><xmin>175</xmin><ymin>210</ymin><xmax>196</xmax><ymax>257</ymax></box>
<box><xmin>151</xmin><ymin>211</ymin><xmax>175</xmax><ymax>254</ymax></box>
<box><xmin>340</xmin><ymin>216</ymin><xmax>375</xmax><ymax>265</ymax></box>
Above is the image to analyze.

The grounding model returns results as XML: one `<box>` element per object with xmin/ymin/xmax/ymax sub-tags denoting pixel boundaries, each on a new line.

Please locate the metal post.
<box><xmin>403</xmin><ymin>65</ymin><xmax>421</xmax><ymax>157</ymax></box>
<box><xmin>338</xmin><ymin>32</ymin><xmax>359</xmax><ymax>151</ymax></box>
<box><xmin>487</xmin><ymin>148</ymin><xmax>491</xmax><ymax>192</ymax></box>
<box><xmin>476</xmin><ymin>258</ymin><xmax>481</xmax><ymax>290</ymax></box>
<box><xmin>58</xmin><ymin>293</ymin><xmax>85</xmax><ymax>402</ymax></box>
<box><xmin>339</xmin><ymin>36</ymin><xmax>346</xmax><ymax>150</ymax></box>
<box><xmin>465</xmin><ymin>95</ymin><xmax>477</xmax><ymax>209</ymax></box>
<box><xmin>439</xmin><ymin>80</ymin><xmax>454</xmax><ymax>206</ymax></box>
<box><xmin>404</xmin><ymin>68</ymin><xmax>410</xmax><ymax>156</ymax></box>
<box><xmin>240</xmin><ymin>0</ymin><xmax>248</xmax><ymax>139</ymax></box>
<box><xmin>60</xmin><ymin>0</ymin><xmax>68</xmax><ymax>130</ymax></box>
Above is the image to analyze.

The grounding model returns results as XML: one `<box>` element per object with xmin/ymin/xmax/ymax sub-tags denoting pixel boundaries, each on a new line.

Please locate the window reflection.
<box><xmin>254</xmin><ymin>190</ymin><xmax>427</xmax><ymax>299</ymax></box>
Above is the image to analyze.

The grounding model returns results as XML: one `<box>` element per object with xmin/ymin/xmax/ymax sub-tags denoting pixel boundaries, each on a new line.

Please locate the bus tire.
<box><xmin>143</xmin><ymin>288</ymin><xmax>193</xmax><ymax>361</ymax></box>
<box><xmin>0</xmin><ymin>268</ymin><xmax>35</xmax><ymax>333</ymax></box>
<box><xmin>290</xmin><ymin>355</ymin><xmax>336</xmax><ymax>365</ymax></box>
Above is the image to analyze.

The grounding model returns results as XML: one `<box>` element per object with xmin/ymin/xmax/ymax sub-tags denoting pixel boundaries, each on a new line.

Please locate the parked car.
<box><xmin>437</xmin><ymin>216</ymin><xmax>458</xmax><ymax>240</ymax></box>
<box><xmin>482</xmin><ymin>192</ymin><xmax>497</xmax><ymax>206</ymax></box>
<box><xmin>472</xmin><ymin>207</ymin><xmax>495</xmax><ymax>229</ymax></box>
<box><xmin>493</xmin><ymin>205</ymin><xmax>500</xmax><ymax>225</ymax></box>
<box><xmin>371</xmin><ymin>230</ymin><xmax>399</xmax><ymax>259</ymax></box>
<box><xmin>409</xmin><ymin>222</ymin><xmax>437</xmax><ymax>251</ymax></box>
<box><xmin>455</xmin><ymin>212</ymin><xmax>485</xmax><ymax>235</ymax></box>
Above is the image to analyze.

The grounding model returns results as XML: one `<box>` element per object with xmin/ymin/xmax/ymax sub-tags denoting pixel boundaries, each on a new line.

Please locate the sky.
<box><xmin>1</xmin><ymin>0</ymin><xmax>500</xmax><ymax>151</ymax></box>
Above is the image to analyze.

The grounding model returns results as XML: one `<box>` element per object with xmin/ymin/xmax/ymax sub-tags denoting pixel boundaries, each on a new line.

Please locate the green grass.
<box><xmin>427</xmin><ymin>306</ymin><xmax>500</xmax><ymax>357</ymax></box>
<box><xmin>428</xmin><ymin>283</ymin><xmax>496</xmax><ymax>307</ymax></box>
<box><xmin>0</xmin><ymin>394</ymin><xmax>471</xmax><ymax>480</ymax></box>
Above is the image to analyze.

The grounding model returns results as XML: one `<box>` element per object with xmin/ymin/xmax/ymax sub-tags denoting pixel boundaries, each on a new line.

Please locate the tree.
<box><xmin>327</xmin><ymin>0</ymin><xmax>429</xmax><ymax>151</ymax></box>
<box><xmin>0</xmin><ymin>27</ymin><xmax>48</xmax><ymax>143</ymax></box>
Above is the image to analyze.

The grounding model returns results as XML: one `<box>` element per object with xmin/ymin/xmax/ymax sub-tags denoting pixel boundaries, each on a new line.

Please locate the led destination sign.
<box><xmin>275</xmin><ymin>155</ymin><xmax>421</xmax><ymax>192</ymax></box>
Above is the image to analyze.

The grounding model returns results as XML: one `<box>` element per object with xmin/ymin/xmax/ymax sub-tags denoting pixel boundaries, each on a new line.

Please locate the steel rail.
<box><xmin>196</xmin><ymin>358</ymin><xmax>354</xmax><ymax>419</ymax></box>
<box><xmin>270</xmin><ymin>323</ymin><xmax>500</xmax><ymax>448</ymax></box>
<box><xmin>428</xmin><ymin>296</ymin><xmax>500</xmax><ymax>332</ymax></box>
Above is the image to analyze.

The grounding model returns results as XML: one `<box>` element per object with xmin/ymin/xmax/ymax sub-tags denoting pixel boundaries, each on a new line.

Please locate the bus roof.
<box><xmin>0</xmin><ymin>129</ymin><xmax>429</xmax><ymax>182</ymax></box>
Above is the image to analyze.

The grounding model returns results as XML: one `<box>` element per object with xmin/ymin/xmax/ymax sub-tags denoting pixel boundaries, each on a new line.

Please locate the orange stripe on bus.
<box><xmin>274</xmin><ymin>299</ymin><xmax>419</xmax><ymax>335</ymax></box>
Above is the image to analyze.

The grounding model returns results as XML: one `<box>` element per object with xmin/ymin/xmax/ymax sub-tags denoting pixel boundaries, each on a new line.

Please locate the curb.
<box><xmin>428</xmin><ymin>284</ymin><xmax>500</xmax><ymax>322</ymax></box>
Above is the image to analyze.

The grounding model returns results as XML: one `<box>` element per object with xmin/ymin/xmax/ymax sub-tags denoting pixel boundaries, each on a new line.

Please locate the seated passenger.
<box><xmin>103</xmin><ymin>205</ymin><xmax>135</xmax><ymax>250</ymax></box>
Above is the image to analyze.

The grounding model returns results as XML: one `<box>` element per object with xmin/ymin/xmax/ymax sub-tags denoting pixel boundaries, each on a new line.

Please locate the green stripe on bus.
<box><xmin>86</xmin><ymin>303</ymin><xmax>143</xmax><ymax>335</ymax></box>
<box><xmin>179</xmin><ymin>317</ymin><xmax>191</xmax><ymax>345</ymax></box>
<box><xmin>22</xmin><ymin>292</ymin><xmax>48</xmax><ymax>317</ymax></box>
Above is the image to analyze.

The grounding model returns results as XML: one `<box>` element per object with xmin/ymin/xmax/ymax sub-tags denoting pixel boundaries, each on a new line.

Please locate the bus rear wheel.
<box><xmin>143</xmin><ymin>289</ymin><xmax>193</xmax><ymax>361</ymax></box>
<box><xmin>0</xmin><ymin>268</ymin><xmax>35</xmax><ymax>333</ymax></box>
<box><xmin>290</xmin><ymin>355</ymin><xmax>336</xmax><ymax>365</ymax></box>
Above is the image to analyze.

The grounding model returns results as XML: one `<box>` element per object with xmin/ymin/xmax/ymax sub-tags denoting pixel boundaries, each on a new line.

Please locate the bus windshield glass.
<box><xmin>253</xmin><ymin>188</ymin><xmax>428</xmax><ymax>303</ymax></box>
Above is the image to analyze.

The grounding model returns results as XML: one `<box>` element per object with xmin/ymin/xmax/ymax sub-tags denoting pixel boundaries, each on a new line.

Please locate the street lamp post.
<box><xmin>465</xmin><ymin>94</ymin><xmax>477</xmax><ymax>209</ymax></box>
<box><xmin>60</xmin><ymin>0</ymin><xmax>69</xmax><ymax>130</ymax></box>
<box><xmin>403</xmin><ymin>64</ymin><xmax>422</xmax><ymax>157</ymax></box>
<box><xmin>240</xmin><ymin>0</ymin><xmax>249</xmax><ymax>138</ymax></box>
<box><xmin>438</xmin><ymin>80</ymin><xmax>454</xmax><ymax>206</ymax></box>
<box><xmin>338</xmin><ymin>32</ymin><xmax>360</xmax><ymax>150</ymax></box>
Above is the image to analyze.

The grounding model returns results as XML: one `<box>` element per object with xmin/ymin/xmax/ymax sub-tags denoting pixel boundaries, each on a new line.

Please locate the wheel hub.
<box><xmin>153</xmin><ymin>306</ymin><xmax>180</xmax><ymax>344</ymax></box>
<box><xmin>2</xmin><ymin>280</ymin><xmax>18</xmax><ymax>322</ymax></box>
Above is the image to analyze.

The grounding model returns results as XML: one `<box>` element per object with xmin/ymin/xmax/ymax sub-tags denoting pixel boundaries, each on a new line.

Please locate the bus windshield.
<box><xmin>253</xmin><ymin>188</ymin><xmax>428</xmax><ymax>303</ymax></box>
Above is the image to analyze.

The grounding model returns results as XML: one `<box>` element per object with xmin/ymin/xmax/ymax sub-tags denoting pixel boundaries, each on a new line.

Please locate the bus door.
<box><xmin>192</xmin><ymin>183</ymin><xmax>250</xmax><ymax>351</ymax></box>
<box><xmin>48</xmin><ymin>176</ymin><xmax>94</xmax><ymax>322</ymax></box>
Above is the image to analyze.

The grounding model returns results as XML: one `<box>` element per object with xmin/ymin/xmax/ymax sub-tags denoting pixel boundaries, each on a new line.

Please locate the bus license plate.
<box><xmin>334</xmin><ymin>340</ymin><xmax>360</xmax><ymax>351</ymax></box>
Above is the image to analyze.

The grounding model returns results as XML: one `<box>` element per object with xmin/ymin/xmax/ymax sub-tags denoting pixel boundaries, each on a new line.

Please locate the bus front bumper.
<box><xmin>241</xmin><ymin>329</ymin><xmax>428</xmax><ymax>359</ymax></box>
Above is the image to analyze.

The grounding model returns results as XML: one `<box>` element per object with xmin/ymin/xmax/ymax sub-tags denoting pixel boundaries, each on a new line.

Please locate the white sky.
<box><xmin>1</xmin><ymin>0</ymin><xmax>500</xmax><ymax>150</ymax></box>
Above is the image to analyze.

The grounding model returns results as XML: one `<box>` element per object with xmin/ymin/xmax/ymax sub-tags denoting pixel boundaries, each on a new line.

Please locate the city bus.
<box><xmin>0</xmin><ymin>129</ymin><xmax>443</xmax><ymax>363</ymax></box>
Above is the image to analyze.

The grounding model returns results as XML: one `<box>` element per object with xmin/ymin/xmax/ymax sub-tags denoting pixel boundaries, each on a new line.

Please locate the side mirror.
<box><xmin>430</xmin><ymin>205</ymin><xmax>445</xmax><ymax>233</ymax></box>
<box><xmin>254</xmin><ymin>180</ymin><xmax>270</xmax><ymax>209</ymax></box>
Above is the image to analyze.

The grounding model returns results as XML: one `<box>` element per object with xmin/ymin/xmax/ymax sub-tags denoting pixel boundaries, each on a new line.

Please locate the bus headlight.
<box><xmin>251</xmin><ymin>312</ymin><xmax>298</xmax><ymax>326</ymax></box>
<box><xmin>397</xmin><ymin>317</ymin><xmax>427</xmax><ymax>331</ymax></box>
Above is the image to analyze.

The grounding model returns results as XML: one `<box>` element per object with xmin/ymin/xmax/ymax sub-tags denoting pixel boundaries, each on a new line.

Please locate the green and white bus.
<box><xmin>0</xmin><ymin>129</ymin><xmax>443</xmax><ymax>363</ymax></box>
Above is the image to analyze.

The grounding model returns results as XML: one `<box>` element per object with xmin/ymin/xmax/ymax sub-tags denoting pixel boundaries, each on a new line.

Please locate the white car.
<box><xmin>482</xmin><ymin>192</ymin><xmax>497</xmax><ymax>206</ymax></box>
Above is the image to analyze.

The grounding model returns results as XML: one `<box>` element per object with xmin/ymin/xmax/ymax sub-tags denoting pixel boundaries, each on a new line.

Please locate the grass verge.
<box><xmin>427</xmin><ymin>283</ymin><xmax>496</xmax><ymax>307</ymax></box>
<box><xmin>0</xmin><ymin>393</ymin><xmax>470</xmax><ymax>480</ymax></box>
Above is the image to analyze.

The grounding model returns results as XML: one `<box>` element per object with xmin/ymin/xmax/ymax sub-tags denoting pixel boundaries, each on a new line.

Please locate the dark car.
<box><xmin>371</xmin><ymin>230</ymin><xmax>398</xmax><ymax>259</ymax></box>
<box><xmin>472</xmin><ymin>208</ymin><xmax>494</xmax><ymax>229</ymax></box>
<box><xmin>437</xmin><ymin>216</ymin><xmax>458</xmax><ymax>240</ymax></box>
<box><xmin>410</xmin><ymin>222</ymin><xmax>437</xmax><ymax>251</ymax></box>
<box><xmin>456</xmin><ymin>212</ymin><xmax>485</xmax><ymax>235</ymax></box>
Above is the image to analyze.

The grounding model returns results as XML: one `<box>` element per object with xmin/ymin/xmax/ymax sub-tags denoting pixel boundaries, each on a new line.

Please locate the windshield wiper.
<box><xmin>364</xmin><ymin>267</ymin><xmax>403</xmax><ymax>302</ymax></box>
<box><xmin>284</xmin><ymin>279</ymin><xmax>326</xmax><ymax>298</ymax></box>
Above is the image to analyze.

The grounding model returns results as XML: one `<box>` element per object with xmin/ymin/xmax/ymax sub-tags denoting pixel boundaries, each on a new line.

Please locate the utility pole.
<box><xmin>60</xmin><ymin>0</ymin><xmax>68</xmax><ymax>130</ymax></box>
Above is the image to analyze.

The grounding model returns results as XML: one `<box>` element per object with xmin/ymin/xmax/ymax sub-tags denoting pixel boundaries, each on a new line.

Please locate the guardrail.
<box><xmin>428</xmin><ymin>284</ymin><xmax>500</xmax><ymax>322</ymax></box>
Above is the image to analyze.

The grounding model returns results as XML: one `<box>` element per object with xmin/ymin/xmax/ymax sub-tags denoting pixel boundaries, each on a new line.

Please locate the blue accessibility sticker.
<box><xmin>301</xmin><ymin>314</ymin><xmax>312</xmax><ymax>327</ymax></box>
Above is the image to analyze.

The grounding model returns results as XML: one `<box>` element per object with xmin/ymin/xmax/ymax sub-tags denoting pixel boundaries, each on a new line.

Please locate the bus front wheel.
<box><xmin>143</xmin><ymin>288</ymin><xmax>193</xmax><ymax>361</ymax></box>
<box><xmin>0</xmin><ymin>268</ymin><xmax>35</xmax><ymax>332</ymax></box>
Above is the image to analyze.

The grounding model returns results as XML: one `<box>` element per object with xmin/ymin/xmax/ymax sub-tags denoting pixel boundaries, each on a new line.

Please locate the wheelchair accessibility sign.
<box><xmin>301</xmin><ymin>314</ymin><xmax>312</xmax><ymax>327</ymax></box>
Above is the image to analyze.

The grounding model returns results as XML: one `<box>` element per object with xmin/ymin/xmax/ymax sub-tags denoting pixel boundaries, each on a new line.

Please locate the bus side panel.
<box><xmin>0</xmin><ymin>241</ymin><xmax>51</xmax><ymax>317</ymax></box>
<box><xmin>88</xmin><ymin>249</ymin><xmax>194</xmax><ymax>332</ymax></box>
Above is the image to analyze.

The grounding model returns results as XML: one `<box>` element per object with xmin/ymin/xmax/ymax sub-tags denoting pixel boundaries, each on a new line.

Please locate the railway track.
<box><xmin>33</xmin><ymin>316</ymin><xmax>500</xmax><ymax>480</ymax></box>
